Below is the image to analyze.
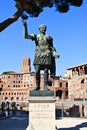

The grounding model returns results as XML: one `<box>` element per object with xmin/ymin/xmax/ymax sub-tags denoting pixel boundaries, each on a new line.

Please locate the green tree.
<box><xmin>2</xmin><ymin>71</ymin><xmax>15</xmax><ymax>74</ymax></box>
<box><xmin>0</xmin><ymin>0</ymin><xmax>83</xmax><ymax>32</ymax></box>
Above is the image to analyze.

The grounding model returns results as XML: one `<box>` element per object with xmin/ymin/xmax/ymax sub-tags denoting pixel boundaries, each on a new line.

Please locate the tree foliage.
<box><xmin>0</xmin><ymin>0</ymin><xmax>83</xmax><ymax>32</ymax></box>
<box><xmin>2</xmin><ymin>71</ymin><xmax>15</xmax><ymax>74</ymax></box>
<box><xmin>15</xmin><ymin>0</ymin><xmax>83</xmax><ymax>16</ymax></box>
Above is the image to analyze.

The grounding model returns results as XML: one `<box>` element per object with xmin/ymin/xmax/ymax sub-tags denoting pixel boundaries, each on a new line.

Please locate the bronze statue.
<box><xmin>22</xmin><ymin>20</ymin><xmax>59</xmax><ymax>91</ymax></box>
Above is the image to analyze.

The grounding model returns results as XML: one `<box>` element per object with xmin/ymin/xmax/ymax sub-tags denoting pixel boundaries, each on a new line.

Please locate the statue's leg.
<box><xmin>50</xmin><ymin>57</ymin><xmax>56</xmax><ymax>78</ymax></box>
<box><xmin>35</xmin><ymin>65</ymin><xmax>40</xmax><ymax>90</ymax></box>
<box><xmin>44</xmin><ymin>68</ymin><xmax>49</xmax><ymax>90</ymax></box>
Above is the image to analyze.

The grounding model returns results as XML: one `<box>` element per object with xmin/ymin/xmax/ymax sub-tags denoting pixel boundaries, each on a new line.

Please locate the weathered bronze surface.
<box><xmin>22</xmin><ymin>20</ymin><xmax>59</xmax><ymax>95</ymax></box>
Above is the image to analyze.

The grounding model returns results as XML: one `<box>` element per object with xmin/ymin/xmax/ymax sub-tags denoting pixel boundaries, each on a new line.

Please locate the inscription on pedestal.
<box><xmin>28</xmin><ymin>98</ymin><xmax>55</xmax><ymax>130</ymax></box>
<box><xmin>30</xmin><ymin>103</ymin><xmax>54</xmax><ymax>120</ymax></box>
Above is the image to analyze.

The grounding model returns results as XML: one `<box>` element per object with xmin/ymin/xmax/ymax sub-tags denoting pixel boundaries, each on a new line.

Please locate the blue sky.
<box><xmin>0</xmin><ymin>0</ymin><xmax>87</xmax><ymax>76</ymax></box>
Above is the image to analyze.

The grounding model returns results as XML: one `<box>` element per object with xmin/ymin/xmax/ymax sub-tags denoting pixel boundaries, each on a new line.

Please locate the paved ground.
<box><xmin>55</xmin><ymin>117</ymin><xmax>87</xmax><ymax>130</ymax></box>
<box><xmin>0</xmin><ymin>116</ymin><xmax>28</xmax><ymax>130</ymax></box>
<box><xmin>0</xmin><ymin>116</ymin><xmax>87</xmax><ymax>130</ymax></box>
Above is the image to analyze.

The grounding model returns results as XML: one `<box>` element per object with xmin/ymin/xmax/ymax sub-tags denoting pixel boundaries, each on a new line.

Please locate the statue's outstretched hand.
<box><xmin>22</xmin><ymin>20</ymin><xmax>27</xmax><ymax>27</ymax></box>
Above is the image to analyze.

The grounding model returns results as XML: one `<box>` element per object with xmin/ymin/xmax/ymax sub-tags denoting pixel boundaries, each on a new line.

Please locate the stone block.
<box><xmin>26</xmin><ymin>97</ymin><xmax>56</xmax><ymax>130</ymax></box>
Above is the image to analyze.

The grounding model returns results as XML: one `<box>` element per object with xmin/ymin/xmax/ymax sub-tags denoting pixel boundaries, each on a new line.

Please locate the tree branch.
<box><xmin>0</xmin><ymin>8</ymin><xmax>23</xmax><ymax>32</ymax></box>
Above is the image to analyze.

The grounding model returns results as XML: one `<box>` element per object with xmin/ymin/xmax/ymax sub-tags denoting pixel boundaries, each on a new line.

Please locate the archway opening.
<box><xmin>56</xmin><ymin>90</ymin><xmax>62</xmax><ymax>99</ymax></box>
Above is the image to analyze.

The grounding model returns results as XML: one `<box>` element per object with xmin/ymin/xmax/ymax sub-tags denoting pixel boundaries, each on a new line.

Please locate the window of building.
<box><xmin>60</xmin><ymin>82</ymin><xmax>62</xmax><ymax>87</ymax></box>
<box><xmin>84</xmin><ymin>67</ymin><xmax>87</xmax><ymax>74</ymax></box>
<box><xmin>11</xmin><ymin>97</ymin><xmax>14</xmax><ymax>100</ymax></box>
<box><xmin>81</xmin><ymin>79</ymin><xmax>84</xmax><ymax>84</ymax></box>
<box><xmin>24</xmin><ymin>75</ymin><xmax>26</xmax><ymax>77</ymax></box>
<box><xmin>0</xmin><ymin>79</ymin><xmax>1</xmax><ymax>83</ymax></box>
<box><xmin>0</xmin><ymin>87</ymin><xmax>2</xmax><ymax>91</ymax></box>
<box><xmin>18</xmin><ymin>81</ymin><xmax>20</xmax><ymax>83</ymax></box>
<box><xmin>8</xmin><ymin>85</ymin><xmax>10</xmax><ymax>87</ymax></box>
<box><xmin>48</xmin><ymin>81</ymin><xmax>52</xmax><ymax>86</ymax></box>
<box><xmin>5</xmin><ymin>97</ymin><xmax>8</xmax><ymax>100</ymax></box>
<box><xmin>8</xmin><ymin>76</ymin><xmax>10</xmax><ymax>79</ymax></box>
<box><xmin>66</xmin><ymin>83</ymin><xmax>68</xmax><ymax>88</ymax></box>
<box><xmin>66</xmin><ymin>91</ymin><xmax>68</xmax><ymax>99</ymax></box>
<box><xmin>16</xmin><ymin>97</ymin><xmax>19</xmax><ymax>100</ymax></box>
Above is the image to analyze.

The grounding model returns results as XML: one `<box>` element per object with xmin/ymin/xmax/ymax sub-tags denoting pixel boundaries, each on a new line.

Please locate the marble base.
<box><xmin>26</xmin><ymin>97</ymin><xmax>56</xmax><ymax>130</ymax></box>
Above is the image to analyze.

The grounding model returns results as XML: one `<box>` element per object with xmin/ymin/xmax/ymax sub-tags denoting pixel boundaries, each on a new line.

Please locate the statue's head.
<box><xmin>39</xmin><ymin>24</ymin><xmax>47</xmax><ymax>32</ymax></box>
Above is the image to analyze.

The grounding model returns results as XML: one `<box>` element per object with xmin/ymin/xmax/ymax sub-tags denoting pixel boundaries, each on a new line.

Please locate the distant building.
<box><xmin>0</xmin><ymin>57</ymin><xmax>68</xmax><ymax>101</ymax></box>
<box><xmin>0</xmin><ymin>72</ymin><xmax>26</xmax><ymax>101</ymax></box>
<box><xmin>1</xmin><ymin>58</ymin><xmax>87</xmax><ymax>117</ymax></box>
<box><xmin>66</xmin><ymin>63</ymin><xmax>87</xmax><ymax>99</ymax></box>
<box><xmin>21</xmin><ymin>57</ymin><xmax>31</xmax><ymax>73</ymax></box>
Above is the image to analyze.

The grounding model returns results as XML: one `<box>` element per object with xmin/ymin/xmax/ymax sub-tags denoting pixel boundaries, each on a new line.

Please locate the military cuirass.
<box><xmin>33</xmin><ymin>34</ymin><xmax>53</xmax><ymax>66</ymax></box>
<box><xmin>36</xmin><ymin>34</ymin><xmax>48</xmax><ymax>45</ymax></box>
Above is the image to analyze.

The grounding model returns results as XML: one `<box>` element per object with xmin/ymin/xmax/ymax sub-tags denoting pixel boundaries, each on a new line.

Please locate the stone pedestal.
<box><xmin>26</xmin><ymin>97</ymin><xmax>56</xmax><ymax>130</ymax></box>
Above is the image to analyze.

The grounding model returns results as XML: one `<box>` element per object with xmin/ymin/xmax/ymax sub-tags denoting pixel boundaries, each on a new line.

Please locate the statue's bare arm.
<box><xmin>22</xmin><ymin>20</ymin><xmax>33</xmax><ymax>40</ymax></box>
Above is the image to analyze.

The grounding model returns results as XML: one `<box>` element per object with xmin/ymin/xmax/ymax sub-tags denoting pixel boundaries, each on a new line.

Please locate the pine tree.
<box><xmin>0</xmin><ymin>0</ymin><xmax>83</xmax><ymax>32</ymax></box>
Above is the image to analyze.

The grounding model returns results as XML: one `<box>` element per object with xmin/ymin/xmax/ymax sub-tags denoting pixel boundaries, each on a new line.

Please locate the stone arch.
<box><xmin>80</xmin><ymin>78</ymin><xmax>87</xmax><ymax>84</ymax></box>
<box><xmin>11</xmin><ymin>97</ymin><xmax>14</xmax><ymax>101</ymax></box>
<box><xmin>56</xmin><ymin>87</ymin><xmax>68</xmax><ymax>99</ymax></box>
<box><xmin>80</xmin><ymin>78</ymin><xmax>87</xmax><ymax>88</ymax></box>
<box><xmin>56</xmin><ymin>90</ymin><xmax>63</xmax><ymax>99</ymax></box>
<box><xmin>4</xmin><ymin>97</ymin><xmax>8</xmax><ymax>100</ymax></box>
<box><xmin>16</xmin><ymin>97</ymin><xmax>19</xmax><ymax>100</ymax></box>
<box><xmin>81</xmin><ymin>79</ymin><xmax>84</xmax><ymax>84</ymax></box>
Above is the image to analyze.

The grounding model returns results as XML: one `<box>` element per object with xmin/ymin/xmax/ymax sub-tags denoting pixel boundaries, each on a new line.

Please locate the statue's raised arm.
<box><xmin>22</xmin><ymin>20</ymin><xmax>33</xmax><ymax>40</ymax></box>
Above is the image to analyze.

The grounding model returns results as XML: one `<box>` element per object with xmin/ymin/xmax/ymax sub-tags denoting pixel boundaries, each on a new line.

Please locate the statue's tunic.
<box><xmin>31</xmin><ymin>34</ymin><xmax>53</xmax><ymax>67</ymax></box>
